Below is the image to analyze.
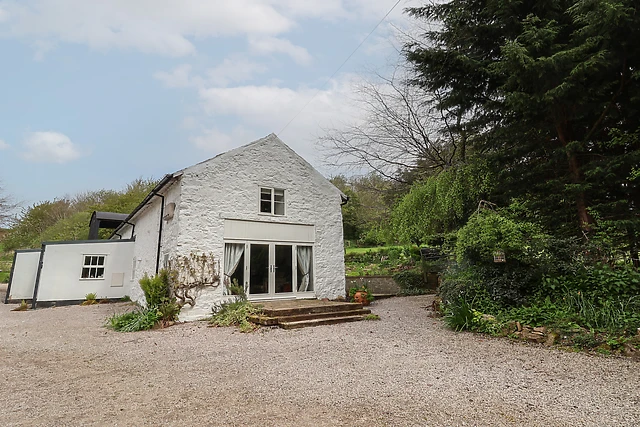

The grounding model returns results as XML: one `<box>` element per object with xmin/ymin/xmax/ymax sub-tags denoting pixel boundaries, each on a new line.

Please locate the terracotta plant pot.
<box><xmin>354</xmin><ymin>291</ymin><xmax>370</xmax><ymax>306</ymax></box>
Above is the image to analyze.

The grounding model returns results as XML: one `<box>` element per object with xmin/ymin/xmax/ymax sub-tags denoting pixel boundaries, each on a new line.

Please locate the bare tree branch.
<box><xmin>319</xmin><ymin>67</ymin><xmax>465</xmax><ymax>181</ymax></box>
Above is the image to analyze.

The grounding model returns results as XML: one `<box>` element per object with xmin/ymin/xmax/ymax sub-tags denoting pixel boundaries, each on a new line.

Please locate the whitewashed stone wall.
<box><xmin>120</xmin><ymin>134</ymin><xmax>345</xmax><ymax>321</ymax></box>
<box><xmin>118</xmin><ymin>179</ymin><xmax>182</xmax><ymax>305</ymax></box>
<box><xmin>177</xmin><ymin>134</ymin><xmax>345</xmax><ymax>320</ymax></box>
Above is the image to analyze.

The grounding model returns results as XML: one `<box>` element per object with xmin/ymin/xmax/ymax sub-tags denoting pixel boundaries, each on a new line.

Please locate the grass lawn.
<box><xmin>344</xmin><ymin>245</ymin><xmax>404</xmax><ymax>254</ymax></box>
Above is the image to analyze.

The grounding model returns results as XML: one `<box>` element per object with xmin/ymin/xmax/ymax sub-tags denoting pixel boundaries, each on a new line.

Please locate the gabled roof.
<box><xmin>111</xmin><ymin>133</ymin><xmax>346</xmax><ymax>237</ymax></box>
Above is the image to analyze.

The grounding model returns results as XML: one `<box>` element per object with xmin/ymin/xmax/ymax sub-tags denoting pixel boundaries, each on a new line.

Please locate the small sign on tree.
<box><xmin>493</xmin><ymin>250</ymin><xmax>506</xmax><ymax>263</ymax></box>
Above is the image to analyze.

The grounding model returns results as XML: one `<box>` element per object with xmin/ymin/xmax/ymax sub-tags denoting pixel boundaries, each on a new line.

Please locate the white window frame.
<box><xmin>259</xmin><ymin>187</ymin><xmax>285</xmax><ymax>216</ymax></box>
<box><xmin>81</xmin><ymin>254</ymin><xmax>107</xmax><ymax>280</ymax></box>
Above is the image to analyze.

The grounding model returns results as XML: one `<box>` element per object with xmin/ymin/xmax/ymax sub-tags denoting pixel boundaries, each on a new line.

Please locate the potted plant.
<box><xmin>348</xmin><ymin>283</ymin><xmax>374</xmax><ymax>306</ymax></box>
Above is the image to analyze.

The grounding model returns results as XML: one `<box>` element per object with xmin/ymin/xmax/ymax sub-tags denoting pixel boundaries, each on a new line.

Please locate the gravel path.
<box><xmin>0</xmin><ymin>292</ymin><xmax>638</xmax><ymax>426</ymax></box>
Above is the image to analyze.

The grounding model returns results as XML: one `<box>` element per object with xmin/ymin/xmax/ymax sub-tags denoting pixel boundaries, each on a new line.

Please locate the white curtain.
<box><xmin>297</xmin><ymin>246</ymin><xmax>312</xmax><ymax>292</ymax></box>
<box><xmin>224</xmin><ymin>243</ymin><xmax>245</xmax><ymax>292</ymax></box>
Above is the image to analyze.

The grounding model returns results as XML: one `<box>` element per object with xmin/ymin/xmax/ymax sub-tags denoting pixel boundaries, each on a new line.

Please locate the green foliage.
<box><xmin>406</xmin><ymin>0</ymin><xmax>640</xmax><ymax>246</ymax></box>
<box><xmin>348</xmin><ymin>282</ymin><xmax>374</xmax><ymax>303</ymax></box>
<box><xmin>443</xmin><ymin>298</ymin><xmax>500</xmax><ymax>334</ymax></box>
<box><xmin>157</xmin><ymin>302</ymin><xmax>180</xmax><ymax>323</ymax></box>
<box><xmin>393</xmin><ymin>160</ymin><xmax>493</xmax><ymax>245</ymax></box>
<box><xmin>344</xmin><ymin>246</ymin><xmax>418</xmax><ymax>276</ymax></box>
<box><xmin>3</xmin><ymin>178</ymin><xmax>157</xmax><ymax>250</ymax></box>
<box><xmin>139</xmin><ymin>270</ymin><xmax>172</xmax><ymax>308</ymax></box>
<box><xmin>107</xmin><ymin>308</ymin><xmax>159</xmax><ymax>332</ymax></box>
<box><xmin>209</xmin><ymin>300</ymin><xmax>262</xmax><ymax>333</ymax></box>
<box><xmin>109</xmin><ymin>270</ymin><xmax>181</xmax><ymax>333</ymax></box>
<box><xmin>506</xmin><ymin>298</ymin><xmax>569</xmax><ymax>327</ymax></box>
<box><xmin>82</xmin><ymin>292</ymin><xmax>98</xmax><ymax>305</ymax></box>
<box><xmin>363</xmin><ymin>314</ymin><xmax>380</xmax><ymax>321</ymax></box>
<box><xmin>330</xmin><ymin>174</ymin><xmax>399</xmax><ymax>245</ymax></box>
<box><xmin>572</xmin><ymin>333</ymin><xmax>600</xmax><ymax>349</ymax></box>
<box><xmin>455</xmin><ymin>210</ymin><xmax>549</xmax><ymax>265</ymax></box>
<box><xmin>11</xmin><ymin>300</ymin><xmax>29</xmax><ymax>311</ymax></box>
<box><xmin>392</xmin><ymin>269</ymin><xmax>427</xmax><ymax>292</ymax></box>
<box><xmin>226</xmin><ymin>279</ymin><xmax>246</xmax><ymax>298</ymax></box>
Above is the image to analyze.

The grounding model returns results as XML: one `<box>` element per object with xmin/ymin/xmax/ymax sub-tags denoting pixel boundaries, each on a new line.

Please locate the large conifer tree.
<box><xmin>405</xmin><ymin>0</ymin><xmax>640</xmax><ymax>256</ymax></box>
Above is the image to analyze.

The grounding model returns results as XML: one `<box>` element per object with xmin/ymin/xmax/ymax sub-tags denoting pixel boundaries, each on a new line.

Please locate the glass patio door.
<box><xmin>248</xmin><ymin>243</ymin><xmax>294</xmax><ymax>297</ymax></box>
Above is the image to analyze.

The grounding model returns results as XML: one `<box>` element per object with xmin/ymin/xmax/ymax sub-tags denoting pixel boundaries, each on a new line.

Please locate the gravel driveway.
<box><xmin>0</xmin><ymin>290</ymin><xmax>638</xmax><ymax>427</ymax></box>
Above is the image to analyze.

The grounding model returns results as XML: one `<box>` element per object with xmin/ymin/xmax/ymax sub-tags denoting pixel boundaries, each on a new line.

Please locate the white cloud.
<box><xmin>191</xmin><ymin>127</ymin><xmax>259</xmax><ymax>153</ymax></box>
<box><xmin>0</xmin><ymin>0</ymin><xmax>293</xmax><ymax>57</ymax></box>
<box><xmin>153</xmin><ymin>64</ymin><xmax>201</xmax><ymax>88</ymax></box>
<box><xmin>0</xmin><ymin>5</ymin><xmax>9</xmax><ymax>23</ymax></box>
<box><xmin>0</xmin><ymin>139</ymin><xmax>9</xmax><ymax>150</ymax></box>
<box><xmin>21</xmin><ymin>131</ymin><xmax>81</xmax><ymax>163</ymax></box>
<box><xmin>190</xmin><ymin>74</ymin><xmax>366</xmax><ymax>165</ymax></box>
<box><xmin>155</xmin><ymin>56</ymin><xmax>270</xmax><ymax>90</ymax></box>
<box><xmin>180</xmin><ymin>116</ymin><xmax>198</xmax><ymax>130</ymax></box>
<box><xmin>206</xmin><ymin>56</ymin><xmax>269</xmax><ymax>87</ymax></box>
<box><xmin>0</xmin><ymin>0</ymin><xmax>420</xmax><ymax>58</ymax></box>
<box><xmin>248</xmin><ymin>36</ymin><xmax>312</xmax><ymax>65</ymax></box>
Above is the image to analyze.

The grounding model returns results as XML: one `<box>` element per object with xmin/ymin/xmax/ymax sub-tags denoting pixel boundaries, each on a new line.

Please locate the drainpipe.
<box><xmin>154</xmin><ymin>194</ymin><xmax>165</xmax><ymax>274</ymax></box>
<box><xmin>123</xmin><ymin>221</ymin><xmax>136</xmax><ymax>239</ymax></box>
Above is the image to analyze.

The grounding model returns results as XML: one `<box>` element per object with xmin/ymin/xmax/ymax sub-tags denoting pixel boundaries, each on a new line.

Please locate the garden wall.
<box><xmin>345</xmin><ymin>276</ymin><xmax>401</xmax><ymax>295</ymax></box>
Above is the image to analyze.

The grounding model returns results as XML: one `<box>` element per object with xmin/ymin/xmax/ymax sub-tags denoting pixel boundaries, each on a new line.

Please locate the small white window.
<box><xmin>260</xmin><ymin>187</ymin><xmax>285</xmax><ymax>216</ymax></box>
<box><xmin>81</xmin><ymin>255</ymin><xmax>106</xmax><ymax>279</ymax></box>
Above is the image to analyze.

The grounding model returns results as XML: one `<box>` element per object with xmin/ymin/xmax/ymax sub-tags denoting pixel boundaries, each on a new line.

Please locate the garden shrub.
<box><xmin>393</xmin><ymin>269</ymin><xmax>428</xmax><ymax>294</ymax></box>
<box><xmin>210</xmin><ymin>299</ymin><xmax>262</xmax><ymax>333</ymax></box>
<box><xmin>108</xmin><ymin>269</ymin><xmax>181</xmax><ymax>332</ymax></box>
<box><xmin>139</xmin><ymin>270</ymin><xmax>172</xmax><ymax>307</ymax></box>
<box><xmin>107</xmin><ymin>308</ymin><xmax>159</xmax><ymax>332</ymax></box>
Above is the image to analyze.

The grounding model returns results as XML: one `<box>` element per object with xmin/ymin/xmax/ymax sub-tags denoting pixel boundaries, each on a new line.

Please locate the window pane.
<box><xmin>97</xmin><ymin>256</ymin><xmax>104</xmax><ymax>266</ymax></box>
<box><xmin>274</xmin><ymin>189</ymin><xmax>284</xmax><ymax>202</ymax></box>
<box><xmin>81</xmin><ymin>268</ymin><xmax>90</xmax><ymax>278</ymax></box>
<box><xmin>96</xmin><ymin>268</ymin><xmax>105</xmax><ymax>278</ymax></box>
<box><xmin>91</xmin><ymin>256</ymin><xmax>98</xmax><ymax>266</ymax></box>
<box><xmin>274</xmin><ymin>201</ymin><xmax>285</xmax><ymax>215</ymax></box>
<box><xmin>260</xmin><ymin>200</ymin><xmax>272</xmax><ymax>213</ymax></box>
<box><xmin>89</xmin><ymin>268</ymin><xmax>97</xmax><ymax>278</ymax></box>
<box><xmin>260</xmin><ymin>188</ymin><xmax>272</xmax><ymax>200</ymax></box>
<box><xmin>84</xmin><ymin>256</ymin><xmax>91</xmax><ymax>266</ymax></box>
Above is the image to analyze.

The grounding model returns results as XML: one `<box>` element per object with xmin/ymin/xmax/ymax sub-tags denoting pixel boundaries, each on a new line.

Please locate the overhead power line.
<box><xmin>277</xmin><ymin>0</ymin><xmax>404</xmax><ymax>135</ymax></box>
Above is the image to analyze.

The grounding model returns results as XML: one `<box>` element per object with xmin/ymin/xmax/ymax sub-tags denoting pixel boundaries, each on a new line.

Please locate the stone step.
<box><xmin>249</xmin><ymin>308</ymin><xmax>371</xmax><ymax>326</ymax></box>
<box><xmin>259</xmin><ymin>302</ymin><xmax>364</xmax><ymax>317</ymax></box>
<box><xmin>279</xmin><ymin>315</ymin><xmax>367</xmax><ymax>330</ymax></box>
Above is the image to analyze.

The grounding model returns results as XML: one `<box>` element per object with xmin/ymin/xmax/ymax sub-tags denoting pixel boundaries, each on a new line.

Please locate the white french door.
<box><xmin>225</xmin><ymin>241</ymin><xmax>313</xmax><ymax>299</ymax></box>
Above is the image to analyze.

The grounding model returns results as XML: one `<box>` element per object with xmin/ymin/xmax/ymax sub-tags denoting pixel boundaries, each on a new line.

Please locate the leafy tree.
<box><xmin>405</xmin><ymin>0</ymin><xmax>640</xmax><ymax>254</ymax></box>
<box><xmin>392</xmin><ymin>159</ymin><xmax>493</xmax><ymax>245</ymax></box>
<box><xmin>3</xmin><ymin>178</ymin><xmax>157</xmax><ymax>250</ymax></box>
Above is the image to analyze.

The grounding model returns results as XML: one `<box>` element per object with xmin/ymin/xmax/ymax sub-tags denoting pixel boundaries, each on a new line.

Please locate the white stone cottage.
<box><xmin>5</xmin><ymin>134</ymin><xmax>347</xmax><ymax>320</ymax></box>
<box><xmin>116</xmin><ymin>133</ymin><xmax>346</xmax><ymax>320</ymax></box>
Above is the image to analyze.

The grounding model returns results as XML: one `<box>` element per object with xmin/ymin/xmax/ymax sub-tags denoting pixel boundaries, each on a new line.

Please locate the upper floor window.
<box><xmin>260</xmin><ymin>187</ymin><xmax>285</xmax><ymax>216</ymax></box>
<box><xmin>81</xmin><ymin>255</ymin><xmax>106</xmax><ymax>279</ymax></box>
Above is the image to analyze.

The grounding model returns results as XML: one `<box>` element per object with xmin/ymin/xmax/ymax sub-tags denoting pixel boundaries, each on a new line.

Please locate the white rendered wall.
<box><xmin>7</xmin><ymin>250</ymin><xmax>41</xmax><ymax>301</ymax></box>
<box><xmin>35</xmin><ymin>241</ymin><xmax>135</xmax><ymax>302</ymax></box>
<box><xmin>177</xmin><ymin>134</ymin><xmax>345</xmax><ymax>321</ymax></box>
<box><xmin>120</xmin><ymin>179</ymin><xmax>181</xmax><ymax>306</ymax></box>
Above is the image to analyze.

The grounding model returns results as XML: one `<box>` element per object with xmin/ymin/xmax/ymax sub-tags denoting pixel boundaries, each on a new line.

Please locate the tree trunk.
<box><xmin>556</xmin><ymin>123</ymin><xmax>594</xmax><ymax>232</ymax></box>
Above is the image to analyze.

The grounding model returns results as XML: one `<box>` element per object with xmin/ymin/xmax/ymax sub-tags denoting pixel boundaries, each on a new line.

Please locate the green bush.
<box><xmin>393</xmin><ymin>269</ymin><xmax>428</xmax><ymax>292</ymax></box>
<box><xmin>443</xmin><ymin>298</ymin><xmax>500</xmax><ymax>334</ymax></box>
<box><xmin>107</xmin><ymin>308</ymin><xmax>159</xmax><ymax>332</ymax></box>
<box><xmin>139</xmin><ymin>270</ymin><xmax>172</xmax><ymax>307</ymax></box>
<box><xmin>505</xmin><ymin>297</ymin><xmax>569</xmax><ymax>327</ymax></box>
<box><xmin>109</xmin><ymin>270</ymin><xmax>181</xmax><ymax>333</ymax></box>
<box><xmin>157</xmin><ymin>302</ymin><xmax>180</xmax><ymax>323</ymax></box>
<box><xmin>210</xmin><ymin>299</ymin><xmax>262</xmax><ymax>333</ymax></box>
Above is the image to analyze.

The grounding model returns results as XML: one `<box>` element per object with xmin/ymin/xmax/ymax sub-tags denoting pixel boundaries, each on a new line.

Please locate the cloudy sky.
<box><xmin>0</xmin><ymin>0</ymin><xmax>419</xmax><ymax>205</ymax></box>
